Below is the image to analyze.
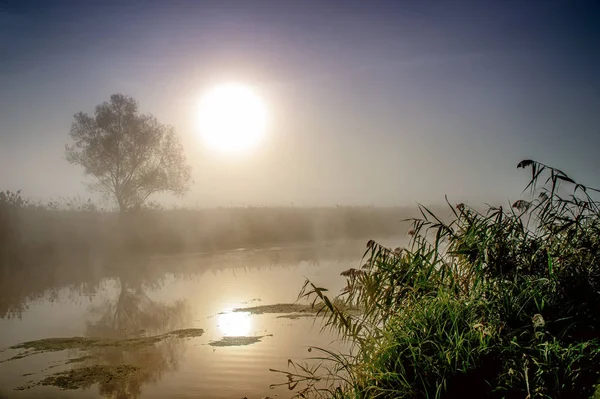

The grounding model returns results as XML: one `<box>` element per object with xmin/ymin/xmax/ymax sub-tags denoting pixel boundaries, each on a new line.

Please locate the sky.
<box><xmin>1</xmin><ymin>0</ymin><xmax>599</xmax><ymax>208</ymax></box>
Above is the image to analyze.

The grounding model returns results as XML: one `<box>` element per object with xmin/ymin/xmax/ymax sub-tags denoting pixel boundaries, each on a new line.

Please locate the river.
<box><xmin>0</xmin><ymin>236</ymin><xmax>406</xmax><ymax>399</ymax></box>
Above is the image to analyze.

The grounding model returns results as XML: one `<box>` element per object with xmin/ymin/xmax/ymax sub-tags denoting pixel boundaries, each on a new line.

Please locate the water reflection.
<box><xmin>87</xmin><ymin>280</ymin><xmax>189</xmax><ymax>338</ymax></box>
<box><xmin>217</xmin><ymin>311</ymin><xmax>252</xmax><ymax>336</ymax></box>
<box><xmin>77</xmin><ymin>338</ymin><xmax>185</xmax><ymax>399</ymax></box>
<box><xmin>0</xmin><ymin>241</ymin><xmax>362</xmax><ymax>320</ymax></box>
<box><xmin>75</xmin><ymin>263</ymin><xmax>192</xmax><ymax>398</ymax></box>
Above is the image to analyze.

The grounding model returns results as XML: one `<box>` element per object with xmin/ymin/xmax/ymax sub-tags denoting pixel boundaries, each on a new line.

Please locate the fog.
<box><xmin>3</xmin><ymin>1</ymin><xmax>599</xmax><ymax>208</ymax></box>
<box><xmin>1</xmin><ymin>1</ymin><xmax>600</xmax><ymax>398</ymax></box>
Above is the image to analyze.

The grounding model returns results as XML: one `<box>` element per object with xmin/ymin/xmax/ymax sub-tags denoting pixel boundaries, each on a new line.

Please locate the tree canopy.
<box><xmin>66</xmin><ymin>94</ymin><xmax>190</xmax><ymax>211</ymax></box>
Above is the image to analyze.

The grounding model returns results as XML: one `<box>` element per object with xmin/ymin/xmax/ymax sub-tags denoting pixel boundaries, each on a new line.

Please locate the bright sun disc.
<box><xmin>197</xmin><ymin>84</ymin><xmax>267</xmax><ymax>154</ymax></box>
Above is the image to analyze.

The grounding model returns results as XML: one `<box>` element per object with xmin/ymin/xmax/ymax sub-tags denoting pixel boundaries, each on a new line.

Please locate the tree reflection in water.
<box><xmin>78</xmin><ymin>264</ymin><xmax>192</xmax><ymax>399</ymax></box>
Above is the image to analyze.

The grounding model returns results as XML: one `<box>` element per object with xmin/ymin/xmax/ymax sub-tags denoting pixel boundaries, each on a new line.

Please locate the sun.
<box><xmin>197</xmin><ymin>84</ymin><xmax>267</xmax><ymax>154</ymax></box>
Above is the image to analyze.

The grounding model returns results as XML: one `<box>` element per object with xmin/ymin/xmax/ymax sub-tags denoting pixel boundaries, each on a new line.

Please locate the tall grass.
<box><xmin>277</xmin><ymin>160</ymin><xmax>600</xmax><ymax>398</ymax></box>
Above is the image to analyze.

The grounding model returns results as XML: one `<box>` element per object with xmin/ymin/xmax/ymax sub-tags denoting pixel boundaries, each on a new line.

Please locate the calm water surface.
<box><xmin>0</xmin><ymin>237</ymin><xmax>405</xmax><ymax>398</ymax></box>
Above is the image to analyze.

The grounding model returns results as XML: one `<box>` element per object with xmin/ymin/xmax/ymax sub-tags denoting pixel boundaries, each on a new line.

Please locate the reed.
<box><xmin>277</xmin><ymin>160</ymin><xmax>600</xmax><ymax>398</ymax></box>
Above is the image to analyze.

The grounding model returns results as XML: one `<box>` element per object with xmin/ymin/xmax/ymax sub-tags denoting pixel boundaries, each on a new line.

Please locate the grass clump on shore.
<box><xmin>276</xmin><ymin>160</ymin><xmax>600</xmax><ymax>398</ymax></box>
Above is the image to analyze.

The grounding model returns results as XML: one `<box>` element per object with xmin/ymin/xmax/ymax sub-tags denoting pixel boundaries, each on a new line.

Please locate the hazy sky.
<box><xmin>1</xmin><ymin>0</ymin><xmax>599</xmax><ymax>207</ymax></box>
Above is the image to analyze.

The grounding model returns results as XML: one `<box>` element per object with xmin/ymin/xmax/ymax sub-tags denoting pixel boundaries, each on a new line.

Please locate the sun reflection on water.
<box><xmin>217</xmin><ymin>311</ymin><xmax>252</xmax><ymax>336</ymax></box>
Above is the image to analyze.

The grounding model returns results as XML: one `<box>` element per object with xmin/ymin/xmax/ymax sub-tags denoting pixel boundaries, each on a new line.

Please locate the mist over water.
<box><xmin>0</xmin><ymin>183</ymin><xmax>416</xmax><ymax>398</ymax></box>
<box><xmin>2</xmin><ymin>1</ymin><xmax>599</xmax><ymax>397</ymax></box>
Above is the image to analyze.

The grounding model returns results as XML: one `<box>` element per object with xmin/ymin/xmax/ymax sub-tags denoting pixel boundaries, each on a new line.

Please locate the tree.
<box><xmin>66</xmin><ymin>94</ymin><xmax>191</xmax><ymax>211</ymax></box>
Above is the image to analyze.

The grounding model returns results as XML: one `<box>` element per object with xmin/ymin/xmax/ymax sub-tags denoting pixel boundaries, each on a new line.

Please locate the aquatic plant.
<box><xmin>276</xmin><ymin>160</ymin><xmax>600</xmax><ymax>398</ymax></box>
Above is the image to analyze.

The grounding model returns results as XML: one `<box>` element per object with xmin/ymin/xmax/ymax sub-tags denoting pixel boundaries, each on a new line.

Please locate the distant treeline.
<box><xmin>1</xmin><ymin>190</ymin><xmax>437</xmax><ymax>260</ymax></box>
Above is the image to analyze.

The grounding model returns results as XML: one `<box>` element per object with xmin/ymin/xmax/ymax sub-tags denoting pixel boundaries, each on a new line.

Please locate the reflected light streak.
<box><xmin>217</xmin><ymin>311</ymin><xmax>252</xmax><ymax>336</ymax></box>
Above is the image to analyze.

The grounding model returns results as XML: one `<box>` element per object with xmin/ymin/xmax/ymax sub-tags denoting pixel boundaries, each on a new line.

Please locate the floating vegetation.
<box><xmin>233</xmin><ymin>302</ymin><xmax>359</xmax><ymax>320</ymax></box>
<box><xmin>8</xmin><ymin>328</ymin><xmax>206</xmax><ymax>392</ymax></box>
<box><xmin>10</xmin><ymin>337</ymin><xmax>125</xmax><ymax>353</ymax></box>
<box><xmin>28</xmin><ymin>365</ymin><xmax>141</xmax><ymax>390</ymax></box>
<box><xmin>232</xmin><ymin>303</ymin><xmax>315</xmax><ymax>315</ymax></box>
<box><xmin>241</xmin><ymin>298</ymin><xmax>262</xmax><ymax>304</ymax></box>
<box><xmin>65</xmin><ymin>355</ymin><xmax>95</xmax><ymax>364</ymax></box>
<box><xmin>276</xmin><ymin>313</ymin><xmax>317</xmax><ymax>320</ymax></box>
<box><xmin>168</xmin><ymin>328</ymin><xmax>205</xmax><ymax>338</ymax></box>
<box><xmin>209</xmin><ymin>335</ymin><xmax>272</xmax><ymax>347</ymax></box>
<box><xmin>1</xmin><ymin>328</ymin><xmax>204</xmax><ymax>363</ymax></box>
